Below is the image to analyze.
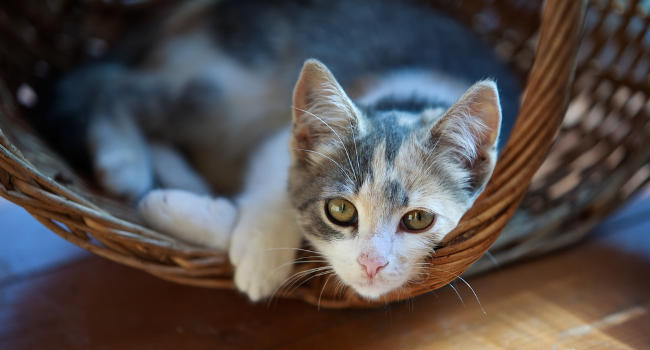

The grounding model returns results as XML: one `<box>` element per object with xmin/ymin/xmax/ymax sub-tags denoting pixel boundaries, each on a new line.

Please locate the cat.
<box><xmin>48</xmin><ymin>0</ymin><xmax>520</xmax><ymax>301</ymax></box>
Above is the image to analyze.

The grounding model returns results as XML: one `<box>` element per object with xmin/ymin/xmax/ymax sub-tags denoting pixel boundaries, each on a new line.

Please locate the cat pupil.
<box><xmin>327</xmin><ymin>198</ymin><xmax>357</xmax><ymax>225</ymax></box>
<box><xmin>402</xmin><ymin>210</ymin><xmax>434</xmax><ymax>231</ymax></box>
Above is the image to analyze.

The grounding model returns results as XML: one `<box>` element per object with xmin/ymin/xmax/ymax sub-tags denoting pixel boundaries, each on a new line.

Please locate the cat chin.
<box><xmin>351</xmin><ymin>285</ymin><xmax>391</xmax><ymax>300</ymax></box>
<box><xmin>345</xmin><ymin>277</ymin><xmax>408</xmax><ymax>300</ymax></box>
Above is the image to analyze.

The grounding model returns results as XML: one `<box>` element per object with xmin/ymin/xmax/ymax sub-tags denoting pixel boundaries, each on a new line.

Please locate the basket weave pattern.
<box><xmin>1</xmin><ymin>0</ymin><xmax>646</xmax><ymax>308</ymax></box>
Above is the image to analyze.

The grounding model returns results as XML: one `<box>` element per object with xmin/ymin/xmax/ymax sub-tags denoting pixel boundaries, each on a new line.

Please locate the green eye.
<box><xmin>401</xmin><ymin>210</ymin><xmax>435</xmax><ymax>232</ymax></box>
<box><xmin>326</xmin><ymin>198</ymin><xmax>357</xmax><ymax>226</ymax></box>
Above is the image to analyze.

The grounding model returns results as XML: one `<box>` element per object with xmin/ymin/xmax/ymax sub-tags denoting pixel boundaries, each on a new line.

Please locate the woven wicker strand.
<box><xmin>2</xmin><ymin>0</ymin><xmax>649</xmax><ymax>308</ymax></box>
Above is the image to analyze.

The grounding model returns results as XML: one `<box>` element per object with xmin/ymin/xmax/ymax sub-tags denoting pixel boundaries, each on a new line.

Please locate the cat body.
<box><xmin>50</xmin><ymin>0</ymin><xmax>520</xmax><ymax>300</ymax></box>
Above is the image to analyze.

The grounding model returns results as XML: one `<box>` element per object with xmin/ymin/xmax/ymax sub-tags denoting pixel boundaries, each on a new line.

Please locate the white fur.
<box><xmin>89</xmin><ymin>113</ymin><xmax>153</xmax><ymax>199</ymax></box>
<box><xmin>437</xmin><ymin>106</ymin><xmax>488</xmax><ymax>163</ymax></box>
<box><xmin>306</xmin><ymin>139</ymin><xmax>468</xmax><ymax>299</ymax></box>
<box><xmin>140</xmin><ymin>129</ymin><xmax>303</xmax><ymax>301</ymax></box>
<box><xmin>139</xmin><ymin>189</ymin><xmax>236</xmax><ymax>249</ymax></box>
<box><xmin>229</xmin><ymin>129</ymin><xmax>303</xmax><ymax>301</ymax></box>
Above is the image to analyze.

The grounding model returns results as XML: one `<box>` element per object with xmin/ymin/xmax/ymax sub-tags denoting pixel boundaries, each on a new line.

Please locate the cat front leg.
<box><xmin>141</xmin><ymin>130</ymin><xmax>301</xmax><ymax>301</ymax></box>
<box><xmin>228</xmin><ymin>129</ymin><xmax>303</xmax><ymax>301</ymax></box>
<box><xmin>229</xmin><ymin>192</ymin><xmax>303</xmax><ymax>301</ymax></box>
<box><xmin>138</xmin><ymin>189</ymin><xmax>236</xmax><ymax>250</ymax></box>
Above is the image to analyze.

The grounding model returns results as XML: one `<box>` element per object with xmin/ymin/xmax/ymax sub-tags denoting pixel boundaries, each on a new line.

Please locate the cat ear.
<box><xmin>291</xmin><ymin>59</ymin><xmax>361</xmax><ymax>153</ymax></box>
<box><xmin>431</xmin><ymin>80</ymin><xmax>502</xmax><ymax>196</ymax></box>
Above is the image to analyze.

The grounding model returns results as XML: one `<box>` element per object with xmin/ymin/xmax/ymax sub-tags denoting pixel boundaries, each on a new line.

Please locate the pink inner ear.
<box><xmin>291</xmin><ymin>59</ymin><xmax>332</xmax><ymax>122</ymax></box>
<box><xmin>292</xmin><ymin>72</ymin><xmax>312</xmax><ymax>119</ymax></box>
<box><xmin>467</xmin><ymin>84</ymin><xmax>501</xmax><ymax>146</ymax></box>
<box><xmin>292</xmin><ymin>89</ymin><xmax>310</xmax><ymax>128</ymax></box>
<box><xmin>292</xmin><ymin>122</ymin><xmax>312</xmax><ymax>149</ymax></box>
<box><xmin>439</xmin><ymin>80</ymin><xmax>502</xmax><ymax>152</ymax></box>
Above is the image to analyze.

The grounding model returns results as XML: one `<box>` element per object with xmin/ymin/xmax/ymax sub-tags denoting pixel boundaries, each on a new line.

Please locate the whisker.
<box><xmin>334</xmin><ymin>279</ymin><xmax>346</xmax><ymax>298</ymax></box>
<box><xmin>278</xmin><ymin>266</ymin><xmax>327</xmax><ymax>289</ymax></box>
<box><xmin>416</xmin><ymin>264</ymin><xmax>483</xmax><ymax>313</ymax></box>
<box><xmin>293</xmin><ymin>106</ymin><xmax>358</xmax><ymax>182</ymax></box>
<box><xmin>266</xmin><ymin>264</ymin><xmax>330</xmax><ymax>306</ymax></box>
<box><xmin>485</xmin><ymin>251</ymin><xmax>500</xmax><ymax>267</ymax></box>
<box><xmin>265</xmin><ymin>247</ymin><xmax>322</xmax><ymax>255</ymax></box>
<box><xmin>348</xmin><ymin>119</ymin><xmax>362</xmax><ymax>184</ymax></box>
<box><xmin>318</xmin><ymin>272</ymin><xmax>335</xmax><ymax>310</ymax></box>
<box><xmin>457</xmin><ymin>276</ymin><xmax>486</xmax><ymax>316</ymax></box>
<box><xmin>267</xmin><ymin>256</ymin><xmax>328</xmax><ymax>276</ymax></box>
<box><xmin>448</xmin><ymin>283</ymin><xmax>465</xmax><ymax>306</ymax></box>
<box><xmin>283</xmin><ymin>266</ymin><xmax>333</xmax><ymax>292</ymax></box>
<box><xmin>414</xmin><ymin>263</ymin><xmax>484</xmax><ymax>314</ymax></box>
<box><xmin>294</xmin><ymin>148</ymin><xmax>355</xmax><ymax>184</ymax></box>
<box><xmin>285</xmin><ymin>269</ymin><xmax>334</xmax><ymax>296</ymax></box>
<box><xmin>421</xmin><ymin>138</ymin><xmax>442</xmax><ymax>176</ymax></box>
<box><xmin>267</xmin><ymin>266</ymin><xmax>332</xmax><ymax>304</ymax></box>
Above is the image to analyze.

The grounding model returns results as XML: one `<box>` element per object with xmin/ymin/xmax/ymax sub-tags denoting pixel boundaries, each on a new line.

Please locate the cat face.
<box><xmin>288</xmin><ymin>59</ymin><xmax>501</xmax><ymax>299</ymax></box>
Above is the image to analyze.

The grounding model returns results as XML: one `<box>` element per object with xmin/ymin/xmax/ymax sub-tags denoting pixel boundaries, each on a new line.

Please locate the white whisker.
<box><xmin>285</xmin><ymin>269</ymin><xmax>334</xmax><ymax>296</ymax></box>
<box><xmin>349</xmin><ymin>119</ymin><xmax>362</xmax><ymax>183</ymax></box>
<box><xmin>294</xmin><ymin>148</ymin><xmax>355</xmax><ymax>184</ymax></box>
<box><xmin>265</xmin><ymin>247</ymin><xmax>322</xmax><ymax>255</ymax></box>
<box><xmin>457</xmin><ymin>276</ymin><xmax>486</xmax><ymax>316</ymax></box>
<box><xmin>485</xmin><ymin>251</ymin><xmax>500</xmax><ymax>267</ymax></box>
<box><xmin>448</xmin><ymin>283</ymin><xmax>465</xmax><ymax>306</ymax></box>
<box><xmin>318</xmin><ymin>272</ymin><xmax>335</xmax><ymax>310</ymax></box>
<box><xmin>293</xmin><ymin>106</ymin><xmax>358</xmax><ymax>182</ymax></box>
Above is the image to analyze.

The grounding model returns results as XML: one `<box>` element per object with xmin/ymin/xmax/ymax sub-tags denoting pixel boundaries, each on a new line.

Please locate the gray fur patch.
<box><xmin>385</xmin><ymin>179</ymin><xmax>408</xmax><ymax>208</ymax></box>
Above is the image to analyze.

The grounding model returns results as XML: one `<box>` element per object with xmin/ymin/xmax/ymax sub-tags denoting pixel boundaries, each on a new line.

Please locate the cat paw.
<box><xmin>232</xmin><ymin>244</ymin><xmax>295</xmax><ymax>301</ymax></box>
<box><xmin>95</xmin><ymin>148</ymin><xmax>153</xmax><ymax>199</ymax></box>
<box><xmin>229</xmin><ymin>225</ymin><xmax>296</xmax><ymax>301</ymax></box>
<box><xmin>138</xmin><ymin>189</ymin><xmax>237</xmax><ymax>249</ymax></box>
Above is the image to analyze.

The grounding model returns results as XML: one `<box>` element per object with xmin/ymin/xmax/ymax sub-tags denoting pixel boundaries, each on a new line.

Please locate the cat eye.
<box><xmin>326</xmin><ymin>198</ymin><xmax>358</xmax><ymax>226</ymax></box>
<box><xmin>401</xmin><ymin>209</ymin><xmax>435</xmax><ymax>232</ymax></box>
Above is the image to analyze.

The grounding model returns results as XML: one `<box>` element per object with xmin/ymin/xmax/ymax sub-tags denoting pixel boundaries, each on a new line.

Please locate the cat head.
<box><xmin>288</xmin><ymin>59</ymin><xmax>502</xmax><ymax>299</ymax></box>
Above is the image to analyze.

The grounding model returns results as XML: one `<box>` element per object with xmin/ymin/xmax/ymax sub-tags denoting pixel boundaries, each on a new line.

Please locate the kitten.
<box><xmin>49</xmin><ymin>0</ymin><xmax>520</xmax><ymax>301</ymax></box>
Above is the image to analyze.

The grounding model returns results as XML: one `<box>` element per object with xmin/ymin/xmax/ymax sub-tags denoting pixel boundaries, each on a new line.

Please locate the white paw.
<box><xmin>95</xmin><ymin>148</ymin><xmax>152</xmax><ymax>199</ymax></box>
<box><xmin>229</xmin><ymin>221</ymin><xmax>298</xmax><ymax>301</ymax></box>
<box><xmin>231</xmin><ymin>237</ymin><xmax>296</xmax><ymax>302</ymax></box>
<box><xmin>138</xmin><ymin>189</ymin><xmax>237</xmax><ymax>250</ymax></box>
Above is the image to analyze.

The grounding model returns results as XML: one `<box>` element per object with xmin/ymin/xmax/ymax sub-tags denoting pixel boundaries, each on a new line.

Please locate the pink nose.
<box><xmin>357</xmin><ymin>254</ymin><xmax>388</xmax><ymax>279</ymax></box>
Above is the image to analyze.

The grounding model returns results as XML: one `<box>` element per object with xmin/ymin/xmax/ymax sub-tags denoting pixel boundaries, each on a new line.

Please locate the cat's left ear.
<box><xmin>291</xmin><ymin>59</ymin><xmax>362</xmax><ymax>155</ymax></box>
<box><xmin>431</xmin><ymin>80</ymin><xmax>502</xmax><ymax>197</ymax></box>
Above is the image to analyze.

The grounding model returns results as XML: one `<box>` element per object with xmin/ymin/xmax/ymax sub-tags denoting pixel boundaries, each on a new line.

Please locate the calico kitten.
<box><xmin>51</xmin><ymin>0</ymin><xmax>520</xmax><ymax>301</ymax></box>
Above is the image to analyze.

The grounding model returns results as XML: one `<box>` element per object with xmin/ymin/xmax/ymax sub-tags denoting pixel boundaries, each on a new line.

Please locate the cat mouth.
<box><xmin>349</xmin><ymin>274</ymin><xmax>410</xmax><ymax>299</ymax></box>
<box><xmin>351</xmin><ymin>281</ymin><xmax>392</xmax><ymax>300</ymax></box>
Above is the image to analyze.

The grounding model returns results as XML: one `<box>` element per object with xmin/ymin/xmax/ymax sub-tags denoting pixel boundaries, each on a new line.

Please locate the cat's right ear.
<box><xmin>291</xmin><ymin>59</ymin><xmax>362</xmax><ymax>155</ymax></box>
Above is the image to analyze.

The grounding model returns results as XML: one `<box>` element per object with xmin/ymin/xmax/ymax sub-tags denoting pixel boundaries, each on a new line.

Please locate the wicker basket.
<box><xmin>1</xmin><ymin>0</ymin><xmax>647</xmax><ymax>308</ymax></box>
